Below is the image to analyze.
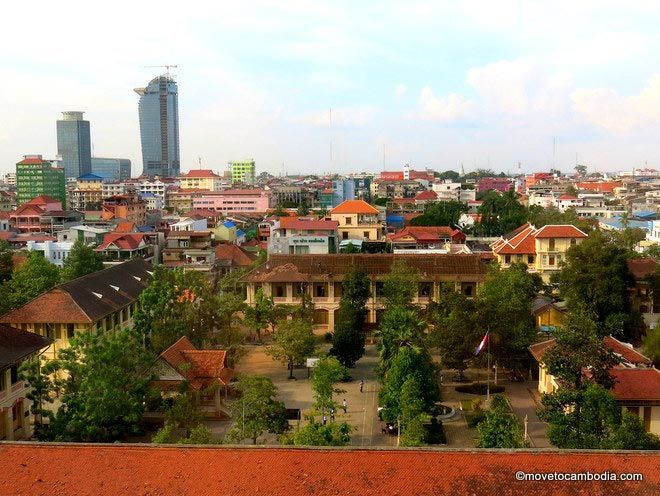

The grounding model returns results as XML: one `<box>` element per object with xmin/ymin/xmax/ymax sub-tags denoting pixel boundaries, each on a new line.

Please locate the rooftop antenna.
<box><xmin>198</xmin><ymin>157</ymin><xmax>202</xmax><ymax>169</ymax></box>
<box><xmin>142</xmin><ymin>64</ymin><xmax>178</xmax><ymax>78</ymax></box>
<box><xmin>552</xmin><ymin>136</ymin><xmax>556</xmax><ymax>169</ymax></box>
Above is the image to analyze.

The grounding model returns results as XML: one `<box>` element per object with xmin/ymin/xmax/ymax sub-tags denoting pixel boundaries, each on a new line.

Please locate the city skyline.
<box><xmin>2</xmin><ymin>1</ymin><xmax>660</xmax><ymax>176</ymax></box>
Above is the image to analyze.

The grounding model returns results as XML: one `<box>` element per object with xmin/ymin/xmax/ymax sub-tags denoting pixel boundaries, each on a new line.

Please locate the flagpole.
<box><xmin>487</xmin><ymin>328</ymin><xmax>491</xmax><ymax>402</ymax></box>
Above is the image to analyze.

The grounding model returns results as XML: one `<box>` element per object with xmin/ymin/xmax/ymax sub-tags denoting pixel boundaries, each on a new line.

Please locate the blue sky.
<box><xmin>2</xmin><ymin>0</ymin><xmax>660</xmax><ymax>176</ymax></box>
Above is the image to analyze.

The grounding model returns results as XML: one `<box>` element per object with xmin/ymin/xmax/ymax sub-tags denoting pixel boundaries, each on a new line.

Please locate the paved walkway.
<box><xmin>506</xmin><ymin>380</ymin><xmax>551</xmax><ymax>448</ymax></box>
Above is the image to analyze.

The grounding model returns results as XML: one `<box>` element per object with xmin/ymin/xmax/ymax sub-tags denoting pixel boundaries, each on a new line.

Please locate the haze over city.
<box><xmin>2</xmin><ymin>0</ymin><xmax>660</xmax><ymax>175</ymax></box>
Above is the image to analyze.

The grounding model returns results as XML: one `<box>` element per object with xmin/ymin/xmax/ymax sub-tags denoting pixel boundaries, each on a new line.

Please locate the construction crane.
<box><xmin>142</xmin><ymin>65</ymin><xmax>178</xmax><ymax>78</ymax></box>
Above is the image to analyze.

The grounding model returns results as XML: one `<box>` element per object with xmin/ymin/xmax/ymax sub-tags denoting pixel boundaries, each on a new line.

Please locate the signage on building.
<box><xmin>292</xmin><ymin>237</ymin><xmax>326</xmax><ymax>244</ymax></box>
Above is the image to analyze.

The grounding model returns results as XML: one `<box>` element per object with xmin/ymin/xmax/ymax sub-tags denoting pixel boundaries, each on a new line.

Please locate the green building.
<box><xmin>228</xmin><ymin>159</ymin><xmax>255</xmax><ymax>184</ymax></box>
<box><xmin>16</xmin><ymin>155</ymin><xmax>66</xmax><ymax>206</ymax></box>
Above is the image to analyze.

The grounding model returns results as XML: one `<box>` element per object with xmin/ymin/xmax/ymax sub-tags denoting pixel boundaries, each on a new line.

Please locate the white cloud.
<box><xmin>571</xmin><ymin>75</ymin><xmax>660</xmax><ymax>133</ymax></box>
<box><xmin>417</xmin><ymin>87</ymin><xmax>473</xmax><ymax>122</ymax></box>
<box><xmin>395</xmin><ymin>84</ymin><xmax>407</xmax><ymax>97</ymax></box>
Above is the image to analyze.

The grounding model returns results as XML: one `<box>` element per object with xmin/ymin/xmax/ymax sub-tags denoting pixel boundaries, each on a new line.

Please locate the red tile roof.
<box><xmin>534</xmin><ymin>225</ymin><xmax>588</xmax><ymax>239</ymax></box>
<box><xmin>278</xmin><ymin>219</ymin><xmax>339</xmax><ymax>231</ymax></box>
<box><xmin>610</xmin><ymin>368</ymin><xmax>660</xmax><ymax>402</ymax></box>
<box><xmin>16</xmin><ymin>157</ymin><xmax>49</xmax><ymax>165</ymax></box>
<box><xmin>390</xmin><ymin>226</ymin><xmax>461</xmax><ymax>242</ymax></box>
<box><xmin>414</xmin><ymin>190</ymin><xmax>438</xmax><ymax>201</ymax></box>
<box><xmin>114</xmin><ymin>221</ymin><xmax>137</xmax><ymax>233</ymax></box>
<box><xmin>627</xmin><ymin>258</ymin><xmax>657</xmax><ymax>280</ymax></box>
<box><xmin>159</xmin><ymin>336</ymin><xmax>233</xmax><ymax>388</ymax></box>
<box><xmin>330</xmin><ymin>200</ymin><xmax>379</xmax><ymax>215</ymax></box>
<box><xmin>96</xmin><ymin>233</ymin><xmax>146</xmax><ymax>251</ymax></box>
<box><xmin>529</xmin><ymin>336</ymin><xmax>652</xmax><ymax>367</ymax></box>
<box><xmin>183</xmin><ymin>169</ymin><xmax>219</xmax><ymax>178</ymax></box>
<box><xmin>558</xmin><ymin>195</ymin><xmax>579</xmax><ymax>200</ymax></box>
<box><xmin>0</xmin><ymin>445</ymin><xmax>658</xmax><ymax>496</ymax></box>
<box><xmin>214</xmin><ymin>244</ymin><xmax>257</xmax><ymax>267</ymax></box>
<box><xmin>24</xmin><ymin>195</ymin><xmax>60</xmax><ymax>206</ymax></box>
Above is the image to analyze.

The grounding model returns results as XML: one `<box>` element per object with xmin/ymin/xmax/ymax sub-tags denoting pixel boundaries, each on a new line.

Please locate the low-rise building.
<box><xmin>214</xmin><ymin>244</ymin><xmax>257</xmax><ymax>277</ymax></box>
<box><xmin>163</xmin><ymin>231</ymin><xmax>214</xmax><ymax>271</ymax></box>
<box><xmin>388</xmin><ymin>226</ymin><xmax>466</xmax><ymax>254</ymax></box>
<box><xmin>26</xmin><ymin>240</ymin><xmax>74</xmax><ymax>267</ymax></box>
<box><xmin>242</xmin><ymin>254</ymin><xmax>487</xmax><ymax>332</ymax></box>
<box><xmin>491</xmin><ymin>224</ymin><xmax>588</xmax><ymax>282</ymax></box>
<box><xmin>180</xmin><ymin>170</ymin><xmax>222</xmax><ymax>191</ymax></box>
<box><xmin>102</xmin><ymin>194</ymin><xmax>147</xmax><ymax>226</ymax></box>
<box><xmin>268</xmin><ymin>219</ymin><xmax>339</xmax><ymax>255</ymax></box>
<box><xmin>0</xmin><ymin>259</ymin><xmax>151</xmax><ymax>360</ymax></box>
<box><xmin>193</xmin><ymin>189</ymin><xmax>272</xmax><ymax>214</ymax></box>
<box><xmin>330</xmin><ymin>200</ymin><xmax>383</xmax><ymax>242</ymax></box>
<box><xmin>69</xmin><ymin>174</ymin><xmax>104</xmax><ymax>211</ymax></box>
<box><xmin>530</xmin><ymin>336</ymin><xmax>660</xmax><ymax>435</ymax></box>
<box><xmin>0</xmin><ymin>325</ymin><xmax>52</xmax><ymax>440</ymax></box>
<box><xmin>96</xmin><ymin>233</ymin><xmax>152</xmax><ymax>262</ymax></box>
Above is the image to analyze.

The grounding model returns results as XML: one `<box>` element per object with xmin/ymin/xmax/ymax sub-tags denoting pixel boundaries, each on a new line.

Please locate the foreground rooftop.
<box><xmin>0</xmin><ymin>444</ymin><xmax>657</xmax><ymax>495</ymax></box>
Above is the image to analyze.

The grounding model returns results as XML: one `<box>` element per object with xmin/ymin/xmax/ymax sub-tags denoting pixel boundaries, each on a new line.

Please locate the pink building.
<box><xmin>476</xmin><ymin>177</ymin><xmax>513</xmax><ymax>194</ymax></box>
<box><xmin>192</xmin><ymin>189</ymin><xmax>273</xmax><ymax>214</ymax></box>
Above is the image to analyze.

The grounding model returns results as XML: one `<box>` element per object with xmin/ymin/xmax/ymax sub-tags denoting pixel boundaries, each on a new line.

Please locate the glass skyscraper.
<box><xmin>134</xmin><ymin>75</ymin><xmax>180</xmax><ymax>177</ymax></box>
<box><xmin>56</xmin><ymin>111</ymin><xmax>92</xmax><ymax>180</ymax></box>
<box><xmin>91</xmin><ymin>157</ymin><xmax>132</xmax><ymax>181</ymax></box>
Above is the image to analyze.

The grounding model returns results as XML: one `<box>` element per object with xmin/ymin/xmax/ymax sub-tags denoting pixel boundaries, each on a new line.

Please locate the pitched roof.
<box><xmin>0</xmin><ymin>324</ymin><xmax>52</xmax><ymax>370</ymax></box>
<box><xmin>529</xmin><ymin>336</ymin><xmax>652</xmax><ymax>367</ymax></box>
<box><xmin>24</xmin><ymin>195</ymin><xmax>60</xmax><ymax>206</ymax></box>
<box><xmin>96</xmin><ymin>233</ymin><xmax>146</xmax><ymax>251</ymax></box>
<box><xmin>243</xmin><ymin>254</ymin><xmax>488</xmax><ymax>283</ymax></box>
<box><xmin>627</xmin><ymin>258</ymin><xmax>657</xmax><ymax>280</ymax></box>
<box><xmin>534</xmin><ymin>224</ymin><xmax>588</xmax><ymax>238</ymax></box>
<box><xmin>610</xmin><ymin>368</ymin><xmax>660</xmax><ymax>402</ymax></box>
<box><xmin>0</xmin><ymin>444</ymin><xmax>658</xmax><ymax>496</ymax></box>
<box><xmin>0</xmin><ymin>259</ymin><xmax>151</xmax><ymax>324</ymax></box>
<box><xmin>214</xmin><ymin>244</ymin><xmax>256</xmax><ymax>268</ymax></box>
<box><xmin>159</xmin><ymin>336</ymin><xmax>233</xmax><ymax>388</ymax></box>
<box><xmin>182</xmin><ymin>169</ymin><xmax>219</xmax><ymax>178</ymax></box>
<box><xmin>114</xmin><ymin>221</ymin><xmax>137</xmax><ymax>233</ymax></box>
<box><xmin>390</xmin><ymin>226</ymin><xmax>458</xmax><ymax>242</ymax></box>
<box><xmin>414</xmin><ymin>190</ymin><xmax>438</xmax><ymax>201</ymax></box>
<box><xmin>330</xmin><ymin>200</ymin><xmax>379</xmax><ymax>215</ymax></box>
<box><xmin>278</xmin><ymin>219</ymin><xmax>339</xmax><ymax>231</ymax></box>
<box><xmin>17</xmin><ymin>157</ymin><xmax>49</xmax><ymax>165</ymax></box>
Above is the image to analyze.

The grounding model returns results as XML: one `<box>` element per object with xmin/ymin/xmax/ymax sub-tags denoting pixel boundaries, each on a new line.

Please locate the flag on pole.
<box><xmin>474</xmin><ymin>331</ymin><xmax>489</xmax><ymax>356</ymax></box>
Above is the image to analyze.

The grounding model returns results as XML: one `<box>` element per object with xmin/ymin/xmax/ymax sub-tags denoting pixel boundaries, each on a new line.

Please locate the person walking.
<box><xmin>359</xmin><ymin>380</ymin><xmax>364</xmax><ymax>393</ymax></box>
<box><xmin>330</xmin><ymin>408</ymin><xmax>335</xmax><ymax>422</ymax></box>
<box><xmin>322</xmin><ymin>414</ymin><xmax>327</xmax><ymax>425</ymax></box>
<box><xmin>342</xmin><ymin>399</ymin><xmax>347</xmax><ymax>413</ymax></box>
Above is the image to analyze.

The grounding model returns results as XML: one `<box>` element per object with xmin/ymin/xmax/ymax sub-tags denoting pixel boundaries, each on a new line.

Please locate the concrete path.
<box><xmin>506</xmin><ymin>380</ymin><xmax>551</xmax><ymax>448</ymax></box>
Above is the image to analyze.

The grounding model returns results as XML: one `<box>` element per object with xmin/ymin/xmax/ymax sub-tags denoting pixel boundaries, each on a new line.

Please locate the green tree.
<box><xmin>476</xmin><ymin>395</ymin><xmax>526</xmax><ymax>448</ymax></box>
<box><xmin>378</xmin><ymin>347</ymin><xmax>439</xmax><ymax>424</ymax></box>
<box><xmin>281</xmin><ymin>417</ymin><xmax>352</xmax><ymax>446</ymax></box>
<box><xmin>574</xmin><ymin>164</ymin><xmax>587</xmax><ymax>176</ymax></box>
<box><xmin>267</xmin><ymin>318</ymin><xmax>316</xmax><ymax>379</ymax></box>
<box><xmin>642</xmin><ymin>326</ymin><xmax>660</xmax><ymax>367</ymax></box>
<box><xmin>409</xmin><ymin>200</ymin><xmax>468</xmax><ymax>227</ymax></box>
<box><xmin>0</xmin><ymin>240</ymin><xmax>13</xmax><ymax>283</ymax></box>
<box><xmin>475</xmin><ymin>189</ymin><xmax>527</xmax><ymax>236</ymax></box>
<box><xmin>244</xmin><ymin>287</ymin><xmax>273</xmax><ymax>342</ymax></box>
<box><xmin>22</xmin><ymin>328</ymin><xmax>153</xmax><ymax>442</ymax></box>
<box><xmin>475</xmin><ymin>263</ymin><xmax>540</xmax><ymax>371</ymax></box>
<box><xmin>437</xmin><ymin>170</ymin><xmax>460</xmax><ymax>182</ymax></box>
<box><xmin>426</xmin><ymin>286</ymin><xmax>481</xmax><ymax>379</ymax></box>
<box><xmin>297</xmin><ymin>202</ymin><xmax>310</xmax><ymax>216</ymax></box>
<box><xmin>226</xmin><ymin>375</ymin><xmax>289</xmax><ymax>444</ymax></box>
<box><xmin>553</xmin><ymin>230</ymin><xmax>639</xmax><ymax>340</ymax></box>
<box><xmin>311</xmin><ymin>356</ymin><xmax>347</xmax><ymax>411</ymax></box>
<box><xmin>329</xmin><ymin>266</ymin><xmax>370</xmax><ymax>367</ymax></box>
<box><xmin>398</xmin><ymin>376</ymin><xmax>426</xmax><ymax>447</ymax></box>
<box><xmin>61</xmin><ymin>239</ymin><xmax>104</xmax><ymax>282</ymax></box>
<box><xmin>382</xmin><ymin>259</ymin><xmax>420</xmax><ymax>308</ymax></box>
<box><xmin>134</xmin><ymin>266</ymin><xmax>220</xmax><ymax>353</ymax></box>
<box><xmin>377</xmin><ymin>306</ymin><xmax>426</xmax><ymax>374</ymax></box>
<box><xmin>0</xmin><ymin>251</ymin><xmax>60</xmax><ymax>314</ymax></box>
<box><xmin>609</xmin><ymin>412</ymin><xmax>660</xmax><ymax>450</ymax></box>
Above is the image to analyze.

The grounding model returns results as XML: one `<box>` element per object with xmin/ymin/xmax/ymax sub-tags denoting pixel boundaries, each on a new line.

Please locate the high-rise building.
<box><xmin>134</xmin><ymin>75</ymin><xmax>180</xmax><ymax>178</ymax></box>
<box><xmin>16</xmin><ymin>155</ymin><xmax>66</xmax><ymax>206</ymax></box>
<box><xmin>229</xmin><ymin>160</ymin><xmax>255</xmax><ymax>184</ymax></box>
<box><xmin>91</xmin><ymin>157</ymin><xmax>132</xmax><ymax>181</ymax></box>
<box><xmin>56</xmin><ymin>111</ymin><xmax>92</xmax><ymax>180</ymax></box>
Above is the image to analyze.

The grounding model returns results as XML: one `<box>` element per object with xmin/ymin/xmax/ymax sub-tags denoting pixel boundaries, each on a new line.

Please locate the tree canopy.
<box><xmin>409</xmin><ymin>201</ymin><xmax>467</xmax><ymax>227</ymax></box>
<box><xmin>267</xmin><ymin>318</ymin><xmax>316</xmax><ymax>379</ymax></box>
<box><xmin>310</xmin><ymin>356</ymin><xmax>347</xmax><ymax>412</ymax></box>
<box><xmin>476</xmin><ymin>395</ymin><xmax>526</xmax><ymax>448</ymax></box>
<box><xmin>61</xmin><ymin>239</ymin><xmax>104</xmax><ymax>282</ymax></box>
<box><xmin>475</xmin><ymin>189</ymin><xmax>527</xmax><ymax>236</ymax></box>
<box><xmin>0</xmin><ymin>251</ymin><xmax>60</xmax><ymax>314</ymax></box>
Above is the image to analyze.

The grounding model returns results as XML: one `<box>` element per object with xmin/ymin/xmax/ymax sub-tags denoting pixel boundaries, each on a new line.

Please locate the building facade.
<box><xmin>329</xmin><ymin>200</ymin><xmax>383</xmax><ymax>241</ymax></box>
<box><xmin>243</xmin><ymin>254</ymin><xmax>487</xmax><ymax>332</ymax></box>
<box><xmin>268</xmin><ymin>219</ymin><xmax>339</xmax><ymax>255</ymax></box>
<box><xmin>192</xmin><ymin>189</ymin><xmax>272</xmax><ymax>214</ymax></box>
<box><xmin>135</xmin><ymin>76</ymin><xmax>180</xmax><ymax>177</ymax></box>
<box><xmin>91</xmin><ymin>157</ymin><xmax>131</xmax><ymax>181</ymax></box>
<box><xmin>69</xmin><ymin>173</ymin><xmax>104</xmax><ymax>211</ymax></box>
<box><xmin>16</xmin><ymin>155</ymin><xmax>66</xmax><ymax>206</ymax></box>
<box><xmin>229</xmin><ymin>160</ymin><xmax>255</xmax><ymax>184</ymax></box>
<box><xmin>56</xmin><ymin>111</ymin><xmax>92</xmax><ymax>180</ymax></box>
<box><xmin>180</xmin><ymin>170</ymin><xmax>222</xmax><ymax>191</ymax></box>
<box><xmin>25</xmin><ymin>240</ymin><xmax>74</xmax><ymax>267</ymax></box>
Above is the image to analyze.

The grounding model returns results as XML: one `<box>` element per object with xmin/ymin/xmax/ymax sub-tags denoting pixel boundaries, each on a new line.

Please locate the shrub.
<box><xmin>423</xmin><ymin>417</ymin><xmax>446</xmax><ymax>444</ymax></box>
<box><xmin>455</xmin><ymin>383</ymin><xmax>505</xmax><ymax>395</ymax></box>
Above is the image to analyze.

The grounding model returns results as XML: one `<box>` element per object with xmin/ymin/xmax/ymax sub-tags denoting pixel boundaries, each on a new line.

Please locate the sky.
<box><xmin>2</xmin><ymin>0</ymin><xmax>660</xmax><ymax>176</ymax></box>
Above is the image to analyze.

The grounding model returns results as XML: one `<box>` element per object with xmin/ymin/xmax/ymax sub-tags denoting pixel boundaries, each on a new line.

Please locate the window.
<box><xmin>363</xmin><ymin>231</ymin><xmax>370</xmax><ymax>239</ymax></box>
<box><xmin>314</xmin><ymin>283</ymin><xmax>326</xmax><ymax>298</ymax></box>
<box><xmin>549</xmin><ymin>255</ymin><xmax>555</xmax><ymax>266</ymax></box>
<box><xmin>345</xmin><ymin>217</ymin><xmax>352</xmax><ymax>225</ymax></box>
<box><xmin>10</xmin><ymin>364</ymin><xmax>19</xmax><ymax>384</ymax></box>
<box><xmin>334</xmin><ymin>282</ymin><xmax>343</xmax><ymax>298</ymax></box>
<box><xmin>504</xmin><ymin>255</ymin><xmax>511</xmax><ymax>264</ymax></box>
<box><xmin>419</xmin><ymin>282</ymin><xmax>432</xmax><ymax>298</ymax></box>
<box><xmin>516</xmin><ymin>254</ymin><xmax>523</xmax><ymax>262</ymax></box>
<box><xmin>375</xmin><ymin>281</ymin><xmax>385</xmax><ymax>297</ymax></box>
<box><xmin>570</xmin><ymin>238</ymin><xmax>577</xmax><ymax>246</ymax></box>
<box><xmin>548</xmin><ymin>238</ymin><xmax>555</xmax><ymax>251</ymax></box>
<box><xmin>527</xmin><ymin>255</ymin><xmax>534</xmax><ymax>264</ymax></box>
<box><xmin>293</xmin><ymin>283</ymin><xmax>307</xmax><ymax>297</ymax></box>
<box><xmin>67</xmin><ymin>324</ymin><xmax>75</xmax><ymax>339</ymax></box>
<box><xmin>273</xmin><ymin>283</ymin><xmax>286</xmax><ymax>298</ymax></box>
<box><xmin>342</xmin><ymin>231</ymin><xmax>348</xmax><ymax>240</ymax></box>
<box><xmin>461</xmin><ymin>282</ymin><xmax>475</xmax><ymax>297</ymax></box>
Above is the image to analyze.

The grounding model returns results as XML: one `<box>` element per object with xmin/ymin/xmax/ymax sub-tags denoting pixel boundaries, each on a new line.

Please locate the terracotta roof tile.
<box><xmin>278</xmin><ymin>219</ymin><xmax>339</xmax><ymax>231</ymax></box>
<box><xmin>330</xmin><ymin>200</ymin><xmax>379</xmax><ymax>215</ymax></box>
<box><xmin>0</xmin><ymin>445</ymin><xmax>658</xmax><ymax>496</ymax></box>
<box><xmin>413</xmin><ymin>190</ymin><xmax>438</xmax><ymax>200</ymax></box>
<box><xmin>182</xmin><ymin>169</ymin><xmax>219</xmax><ymax>178</ymax></box>
<box><xmin>160</xmin><ymin>337</ymin><xmax>233</xmax><ymax>387</ymax></box>
<box><xmin>534</xmin><ymin>225</ymin><xmax>588</xmax><ymax>238</ymax></box>
<box><xmin>627</xmin><ymin>258</ymin><xmax>657</xmax><ymax>280</ymax></box>
<box><xmin>529</xmin><ymin>336</ymin><xmax>652</xmax><ymax>367</ymax></box>
<box><xmin>610</xmin><ymin>368</ymin><xmax>660</xmax><ymax>402</ymax></box>
<box><xmin>96</xmin><ymin>233</ymin><xmax>146</xmax><ymax>251</ymax></box>
<box><xmin>0</xmin><ymin>324</ymin><xmax>52</xmax><ymax>369</ymax></box>
<box><xmin>214</xmin><ymin>244</ymin><xmax>256</xmax><ymax>268</ymax></box>
<box><xmin>114</xmin><ymin>221</ymin><xmax>137</xmax><ymax>233</ymax></box>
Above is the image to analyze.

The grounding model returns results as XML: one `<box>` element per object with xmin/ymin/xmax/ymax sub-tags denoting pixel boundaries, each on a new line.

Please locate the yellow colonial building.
<box><xmin>0</xmin><ymin>259</ymin><xmax>151</xmax><ymax>360</ymax></box>
<box><xmin>179</xmin><ymin>170</ymin><xmax>222</xmax><ymax>191</ymax></box>
<box><xmin>491</xmin><ymin>224</ymin><xmax>588</xmax><ymax>282</ymax></box>
<box><xmin>329</xmin><ymin>200</ymin><xmax>383</xmax><ymax>242</ymax></box>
